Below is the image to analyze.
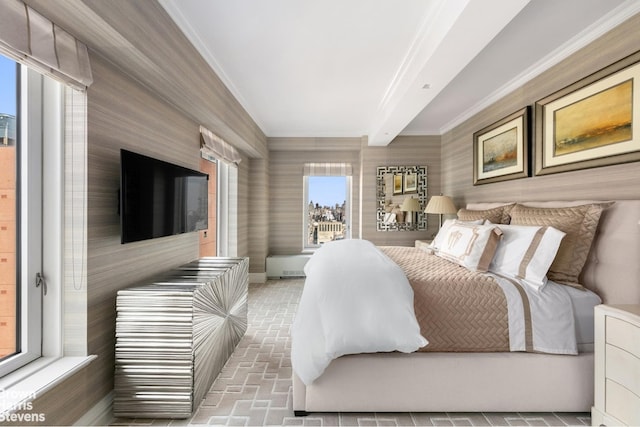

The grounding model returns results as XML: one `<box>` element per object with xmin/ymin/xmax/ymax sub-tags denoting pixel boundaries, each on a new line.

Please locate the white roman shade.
<box><xmin>200</xmin><ymin>125</ymin><xmax>242</xmax><ymax>165</ymax></box>
<box><xmin>303</xmin><ymin>163</ymin><xmax>353</xmax><ymax>176</ymax></box>
<box><xmin>0</xmin><ymin>0</ymin><xmax>93</xmax><ymax>89</ymax></box>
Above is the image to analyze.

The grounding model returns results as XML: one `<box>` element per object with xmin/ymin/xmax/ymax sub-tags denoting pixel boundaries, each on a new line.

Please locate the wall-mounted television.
<box><xmin>120</xmin><ymin>149</ymin><xmax>208</xmax><ymax>244</ymax></box>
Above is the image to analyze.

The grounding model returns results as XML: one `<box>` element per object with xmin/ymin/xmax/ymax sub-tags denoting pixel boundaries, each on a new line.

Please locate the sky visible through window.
<box><xmin>0</xmin><ymin>56</ymin><xmax>16</xmax><ymax>116</ymax></box>
<box><xmin>308</xmin><ymin>176</ymin><xmax>346</xmax><ymax>207</ymax></box>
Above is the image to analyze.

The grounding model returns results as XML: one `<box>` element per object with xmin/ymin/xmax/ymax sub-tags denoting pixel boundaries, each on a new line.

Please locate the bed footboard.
<box><xmin>293</xmin><ymin>351</ymin><xmax>594</xmax><ymax>413</ymax></box>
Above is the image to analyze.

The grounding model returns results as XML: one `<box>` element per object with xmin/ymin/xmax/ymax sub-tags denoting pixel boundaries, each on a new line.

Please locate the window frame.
<box><xmin>0</xmin><ymin>65</ymin><xmax>45</xmax><ymax>377</ymax></box>
<box><xmin>0</xmin><ymin>65</ymin><xmax>65</xmax><ymax>376</ymax></box>
<box><xmin>0</xmin><ymin>61</ymin><xmax>95</xmax><ymax>417</ymax></box>
<box><xmin>216</xmin><ymin>160</ymin><xmax>238</xmax><ymax>257</ymax></box>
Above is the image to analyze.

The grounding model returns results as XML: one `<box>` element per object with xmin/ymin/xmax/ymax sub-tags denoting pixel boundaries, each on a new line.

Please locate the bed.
<box><xmin>292</xmin><ymin>200</ymin><xmax>640</xmax><ymax>414</ymax></box>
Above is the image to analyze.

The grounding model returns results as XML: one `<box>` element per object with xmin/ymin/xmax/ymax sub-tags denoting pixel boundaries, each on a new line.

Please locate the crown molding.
<box><xmin>438</xmin><ymin>0</ymin><xmax>640</xmax><ymax>135</ymax></box>
<box><xmin>157</xmin><ymin>0</ymin><xmax>269</xmax><ymax>134</ymax></box>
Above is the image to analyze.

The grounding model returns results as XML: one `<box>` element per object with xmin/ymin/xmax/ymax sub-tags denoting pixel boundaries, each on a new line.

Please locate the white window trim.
<box><xmin>0</xmin><ymin>66</ymin><xmax>43</xmax><ymax>377</ymax></box>
<box><xmin>216</xmin><ymin>160</ymin><xmax>238</xmax><ymax>257</ymax></box>
<box><xmin>0</xmin><ymin>67</ymin><xmax>95</xmax><ymax>417</ymax></box>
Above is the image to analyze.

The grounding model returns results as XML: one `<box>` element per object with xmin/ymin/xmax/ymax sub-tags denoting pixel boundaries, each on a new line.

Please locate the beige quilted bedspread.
<box><xmin>381</xmin><ymin>246</ymin><xmax>519</xmax><ymax>352</ymax></box>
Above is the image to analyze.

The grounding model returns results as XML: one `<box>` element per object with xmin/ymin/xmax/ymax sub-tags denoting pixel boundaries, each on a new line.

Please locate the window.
<box><xmin>216</xmin><ymin>160</ymin><xmax>238</xmax><ymax>256</ymax></box>
<box><xmin>0</xmin><ymin>56</ymin><xmax>19</xmax><ymax>365</ymax></box>
<box><xmin>303</xmin><ymin>163</ymin><xmax>352</xmax><ymax>250</ymax></box>
<box><xmin>200</xmin><ymin>127</ymin><xmax>240</xmax><ymax>258</ymax></box>
<box><xmin>0</xmin><ymin>56</ymin><xmax>62</xmax><ymax>376</ymax></box>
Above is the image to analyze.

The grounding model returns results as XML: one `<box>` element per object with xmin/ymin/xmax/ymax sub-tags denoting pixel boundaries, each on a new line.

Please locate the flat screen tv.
<box><xmin>120</xmin><ymin>149</ymin><xmax>209</xmax><ymax>244</ymax></box>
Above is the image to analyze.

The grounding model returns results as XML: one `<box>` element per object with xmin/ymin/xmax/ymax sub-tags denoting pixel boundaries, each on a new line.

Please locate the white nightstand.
<box><xmin>592</xmin><ymin>304</ymin><xmax>640</xmax><ymax>427</ymax></box>
<box><xmin>414</xmin><ymin>240</ymin><xmax>433</xmax><ymax>251</ymax></box>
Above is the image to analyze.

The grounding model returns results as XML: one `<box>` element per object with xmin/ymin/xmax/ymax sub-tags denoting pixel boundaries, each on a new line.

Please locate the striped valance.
<box><xmin>303</xmin><ymin>162</ymin><xmax>353</xmax><ymax>176</ymax></box>
<box><xmin>0</xmin><ymin>0</ymin><xmax>93</xmax><ymax>89</ymax></box>
<box><xmin>200</xmin><ymin>125</ymin><xmax>242</xmax><ymax>165</ymax></box>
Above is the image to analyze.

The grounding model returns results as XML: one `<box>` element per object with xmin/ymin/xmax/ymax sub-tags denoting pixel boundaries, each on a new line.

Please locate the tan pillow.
<box><xmin>509</xmin><ymin>203</ymin><xmax>612</xmax><ymax>287</ymax></box>
<box><xmin>457</xmin><ymin>203</ymin><xmax>514</xmax><ymax>224</ymax></box>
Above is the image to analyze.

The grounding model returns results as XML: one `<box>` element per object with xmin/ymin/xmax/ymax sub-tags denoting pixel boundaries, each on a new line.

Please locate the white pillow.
<box><xmin>435</xmin><ymin>222</ymin><xmax>503</xmax><ymax>272</ymax></box>
<box><xmin>431</xmin><ymin>219</ymin><xmax>484</xmax><ymax>251</ymax></box>
<box><xmin>489</xmin><ymin>224</ymin><xmax>565</xmax><ymax>291</ymax></box>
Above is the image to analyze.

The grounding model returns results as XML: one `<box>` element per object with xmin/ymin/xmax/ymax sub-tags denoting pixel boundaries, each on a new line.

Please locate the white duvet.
<box><xmin>291</xmin><ymin>239</ymin><xmax>428</xmax><ymax>385</ymax></box>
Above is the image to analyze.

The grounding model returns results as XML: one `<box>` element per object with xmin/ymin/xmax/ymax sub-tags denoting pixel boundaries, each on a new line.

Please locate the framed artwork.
<box><xmin>403</xmin><ymin>171</ymin><xmax>417</xmax><ymax>193</ymax></box>
<box><xmin>473</xmin><ymin>106</ymin><xmax>530</xmax><ymax>185</ymax></box>
<box><xmin>393</xmin><ymin>174</ymin><xmax>403</xmax><ymax>195</ymax></box>
<box><xmin>535</xmin><ymin>51</ymin><xmax>640</xmax><ymax>175</ymax></box>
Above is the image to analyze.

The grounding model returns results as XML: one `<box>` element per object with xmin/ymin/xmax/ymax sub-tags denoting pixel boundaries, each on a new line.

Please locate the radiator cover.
<box><xmin>266</xmin><ymin>254</ymin><xmax>311</xmax><ymax>278</ymax></box>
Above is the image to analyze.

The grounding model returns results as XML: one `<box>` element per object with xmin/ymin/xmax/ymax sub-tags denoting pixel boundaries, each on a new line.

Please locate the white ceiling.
<box><xmin>160</xmin><ymin>0</ymin><xmax>638</xmax><ymax>146</ymax></box>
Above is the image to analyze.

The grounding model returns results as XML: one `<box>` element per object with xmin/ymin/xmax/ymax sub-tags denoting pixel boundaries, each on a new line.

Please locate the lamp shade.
<box><xmin>424</xmin><ymin>195</ymin><xmax>457</xmax><ymax>214</ymax></box>
<box><xmin>400</xmin><ymin>197</ymin><xmax>421</xmax><ymax>212</ymax></box>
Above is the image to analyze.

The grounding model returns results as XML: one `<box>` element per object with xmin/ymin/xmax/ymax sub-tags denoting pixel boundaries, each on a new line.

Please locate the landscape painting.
<box><xmin>482</xmin><ymin>127</ymin><xmax>518</xmax><ymax>173</ymax></box>
<box><xmin>553</xmin><ymin>80</ymin><xmax>632</xmax><ymax>156</ymax></box>
<box><xmin>535</xmin><ymin>52</ymin><xmax>640</xmax><ymax>175</ymax></box>
<box><xmin>473</xmin><ymin>106</ymin><xmax>530</xmax><ymax>185</ymax></box>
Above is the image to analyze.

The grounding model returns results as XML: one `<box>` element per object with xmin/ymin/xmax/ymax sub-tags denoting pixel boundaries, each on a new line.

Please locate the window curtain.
<box><xmin>0</xmin><ymin>0</ymin><xmax>93</xmax><ymax>89</ymax></box>
<box><xmin>200</xmin><ymin>125</ymin><xmax>242</xmax><ymax>165</ymax></box>
<box><xmin>303</xmin><ymin>162</ymin><xmax>353</xmax><ymax>176</ymax></box>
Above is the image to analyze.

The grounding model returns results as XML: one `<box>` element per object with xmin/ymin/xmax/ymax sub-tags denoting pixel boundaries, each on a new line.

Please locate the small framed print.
<box><xmin>393</xmin><ymin>173</ymin><xmax>403</xmax><ymax>195</ymax></box>
<box><xmin>473</xmin><ymin>106</ymin><xmax>530</xmax><ymax>185</ymax></box>
<box><xmin>403</xmin><ymin>171</ymin><xmax>417</xmax><ymax>193</ymax></box>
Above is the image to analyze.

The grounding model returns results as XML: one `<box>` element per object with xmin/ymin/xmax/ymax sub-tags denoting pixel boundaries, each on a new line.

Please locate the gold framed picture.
<box><xmin>473</xmin><ymin>106</ymin><xmax>530</xmax><ymax>185</ymax></box>
<box><xmin>403</xmin><ymin>171</ymin><xmax>417</xmax><ymax>193</ymax></box>
<box><xmin>393</xmin><ymin>173</ymin><xmax>403</xmax><ymax>195</ymax></box>
<box><xmin>535</xmin><ymin>51</ymin><xmax>640</xmax><ymax>175</ymax></box>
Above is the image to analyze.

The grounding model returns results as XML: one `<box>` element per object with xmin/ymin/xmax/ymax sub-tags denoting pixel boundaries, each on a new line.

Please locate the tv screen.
<box><xmin>120</xmin><ymin>149</ymin><xmax>208</xmax><ymax>244</ymax></box>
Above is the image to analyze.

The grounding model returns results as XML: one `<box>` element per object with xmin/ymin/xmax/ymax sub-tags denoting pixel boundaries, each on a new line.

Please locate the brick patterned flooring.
<box><xmin>112</xmin><ymin>279</ymin><xmax>591</xmax><ymax>426</ymax></box>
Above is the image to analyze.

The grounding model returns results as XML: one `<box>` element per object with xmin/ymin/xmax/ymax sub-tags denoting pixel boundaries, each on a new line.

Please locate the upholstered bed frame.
<box><xmin>293</xmin><ymin>200</ymin><xmax>640</xmax><ymax>414</ymax></box>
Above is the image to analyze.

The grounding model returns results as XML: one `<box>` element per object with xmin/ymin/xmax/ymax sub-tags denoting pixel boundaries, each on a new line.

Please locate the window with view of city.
<box><xmin>306</xmin><ymin>176</ymin><xmax>349</xmax><ymax>247</ymax></box>
<box><xmin>0</xmin><ymin>56</ymin><xmax>17</xmax><ymax>359</ymax></box>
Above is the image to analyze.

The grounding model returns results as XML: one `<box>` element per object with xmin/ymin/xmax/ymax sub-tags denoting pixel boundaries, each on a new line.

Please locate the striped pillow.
<box><xmin>489</xmin><ymin>224</ymin><xmax>566</xmax><ymax>291</ymax></box>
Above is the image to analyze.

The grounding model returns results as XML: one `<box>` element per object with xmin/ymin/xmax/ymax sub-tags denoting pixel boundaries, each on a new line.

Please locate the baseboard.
<box><xmin>250</xmin><ymin>272</ymin><xmax>267</xmax><ymax>284</ymax></box>
<box><xmin>74</xmin><ymin>391</ymin><xmax>113</xmax><ymax>426</ymax></box>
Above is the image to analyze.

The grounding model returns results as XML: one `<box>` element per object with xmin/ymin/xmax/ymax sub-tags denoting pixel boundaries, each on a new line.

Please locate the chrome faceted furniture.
<box><xmin>113</xmin><ymin>257</ymin><xmax>248</xmax><ymax>418</ymax></box>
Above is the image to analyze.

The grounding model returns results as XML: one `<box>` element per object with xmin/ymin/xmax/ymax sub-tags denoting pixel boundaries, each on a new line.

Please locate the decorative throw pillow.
<box><xmin>489</xmin><ymin>224</ymin><xmax>566</xmax><ymax>291</ymax></box>
<box><xmin>509</xmin><ymin>203</ymin><xmax>612</xmax><ymax>286</ymax></box>
<box><xmin>457</xmin><ymin>203</ymin><xmax>514</xmax><ymax>224</ymax></box>
<box><xmin>431</xmin><ymin>219</ymin><xmax>484</xmax><ymax>251</ymax></box>
<box><xmin>436</xmin><ymin>222</ymin><xmax>503</xmax><ymax>272</ymax></box>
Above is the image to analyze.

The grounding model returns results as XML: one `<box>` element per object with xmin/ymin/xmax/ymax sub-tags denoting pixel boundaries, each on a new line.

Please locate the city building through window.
<box><xmin>304</xmin><ymin>175</ymin><xmax>350</xmax><ymax>249</ymax></box>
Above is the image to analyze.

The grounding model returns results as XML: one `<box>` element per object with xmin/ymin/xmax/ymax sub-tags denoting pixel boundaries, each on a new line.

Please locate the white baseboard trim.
<box><xmin>74</xmin><ymin>391</ymin><xmax>113</xmax><ymax>426</ymax></box>
<box><xmin>250</xmin><ymin>272</ymin><xmax>267</xmax><ymax>284</ymax></box>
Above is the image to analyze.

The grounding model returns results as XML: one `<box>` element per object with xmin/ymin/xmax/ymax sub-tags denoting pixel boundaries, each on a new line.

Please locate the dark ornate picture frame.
<box><xmin>535</xmin><ymin>51</ymin><xmax>640</xmax><ymax>175</ymax></box>
<box><xmin>473</xmin><ymin>106</ymin><xmax>530</xmax><ymax>185</ymax></box>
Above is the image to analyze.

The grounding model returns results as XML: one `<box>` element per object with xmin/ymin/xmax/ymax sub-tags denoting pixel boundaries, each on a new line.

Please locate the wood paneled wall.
<box><xmin>442</xmin><ymin>13</ymin><xmax>640</xmax><ymax>206</ymax></box>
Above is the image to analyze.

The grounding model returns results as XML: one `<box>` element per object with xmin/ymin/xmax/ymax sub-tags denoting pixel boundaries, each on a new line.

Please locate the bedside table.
<box><xmin>592</xmin><ymin>304</ymin><xmax>640</xmax><ymax>427</ymax></box>
<box><xmin>414</xmin><ymin>240</ymin><xmax>433</xmax><ymax>251</ymax></box>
